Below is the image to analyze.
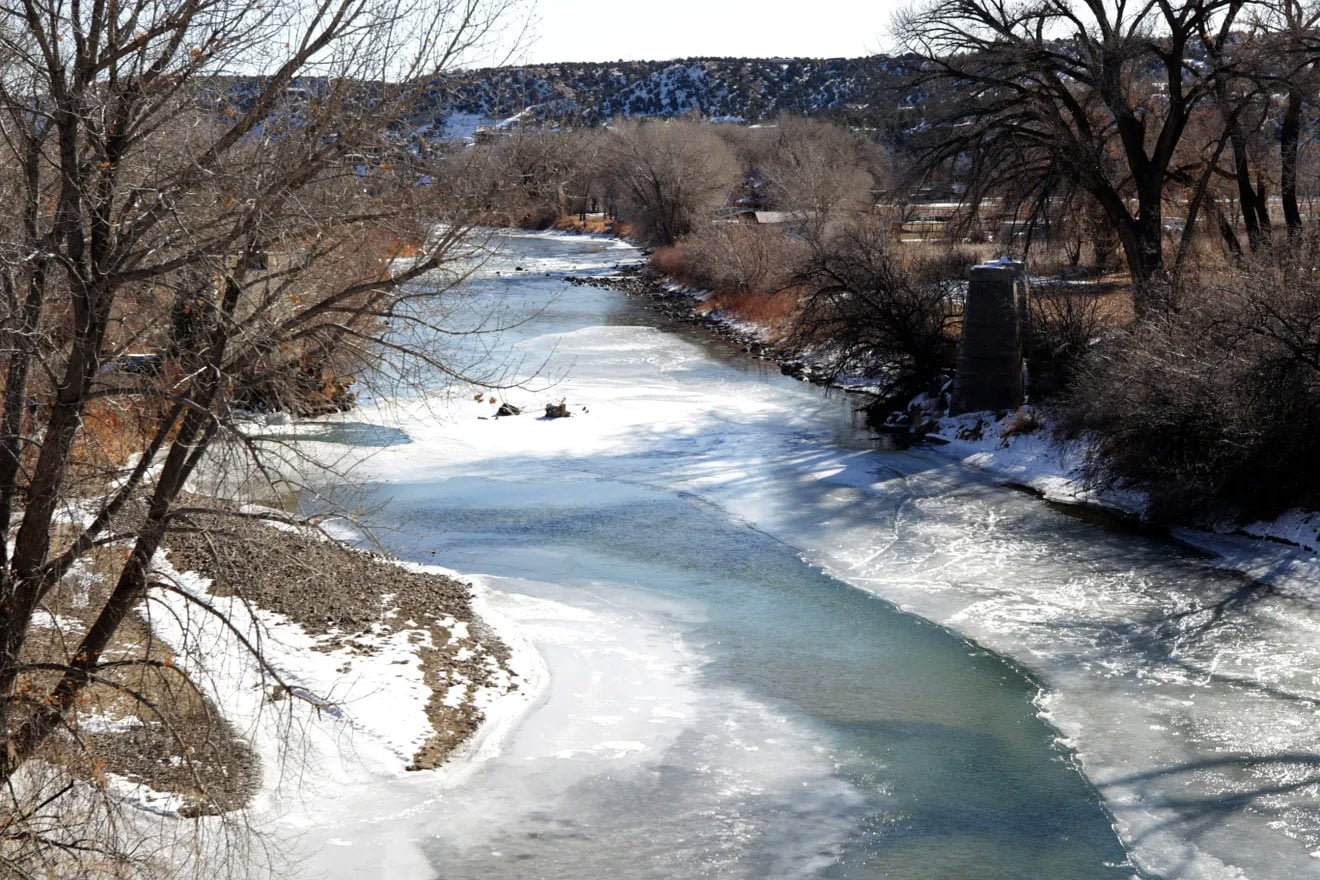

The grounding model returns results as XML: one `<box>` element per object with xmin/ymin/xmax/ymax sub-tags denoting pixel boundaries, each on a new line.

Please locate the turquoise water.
<box><xmin>374</xmin><ymin>477</ymin><xmax>1136</xmax><ymax>879</ymax></box>
<box><xmin>311</xmin><ymin>233</ymin><xmax>1147</xmax><ymax>878</ymax></box>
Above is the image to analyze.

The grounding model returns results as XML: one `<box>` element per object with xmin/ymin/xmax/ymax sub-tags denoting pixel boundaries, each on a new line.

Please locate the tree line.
<box><xmin>898</xmin><ymin>0</ymin><xmax>1320</xmax><ymax>313</ymax></box>
<box><xmin>0</xmin><ymin>0</ymin><xmax>522</xmax><ymax>875</ymax></box>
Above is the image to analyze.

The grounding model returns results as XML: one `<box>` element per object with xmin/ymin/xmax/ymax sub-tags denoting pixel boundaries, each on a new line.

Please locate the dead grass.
<box><xmin>999</xmin><ymin>405</ymin><xmax>1041</xmax><ymax>439</ymax></box>
<box><xmin>891</xmin><ymin>237</ymin><xmax>999</xmax><ymax>266</ymax></box>
<box><xmin>697</xmin><ymin>286</ymin><xmax>804</xmax><ymax>338</ymax></box>
<box><xmin>22</xmin><ymin>538</ymin><xmax>260</xmax><ymax>817</ymax></box>
<box><xmin>388</xmin><ymin>240</ymin><xmax>424</xmax><ymax>259</ymax></box>
<box><xmin>649</xmin><ymin>245</ymin><xmax>686</xmax><ymax>279</ymax></box>
<box><xmin>550</xmin><ymin>214</ymin><xmax>615</xmax><ymax>235</ymax></box>
<box><xmin>1035</xmin><ymin>277</ymin><xmax>1134</xmax><ymax>325</ymax></box>
<box><xmin>70</xmin><ymin>401</ymin><xmax>157</xmax><ymax>471</ymax></box>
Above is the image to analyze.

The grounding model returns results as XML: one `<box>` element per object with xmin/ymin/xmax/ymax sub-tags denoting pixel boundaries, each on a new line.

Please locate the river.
<box><xmin>291</xmin><ymin>231</ymin><xmax>1320</xmax><ymax>879</ymax></box>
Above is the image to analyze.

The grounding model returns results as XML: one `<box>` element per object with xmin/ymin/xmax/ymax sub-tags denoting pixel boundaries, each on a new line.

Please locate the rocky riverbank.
<box><xmin>163</xmin><ymin>509</ymin><xmax>515</xmax><ymax>776</ymax></box>
<box><xmin>65</xmin><ymin>505</ymin><xmax>521</xmax><ymax>819</ymax></box>
<box><xmin>565</xmin><ymin>266</ymin><xmax>827</xmax><ymax>384</ymax></box>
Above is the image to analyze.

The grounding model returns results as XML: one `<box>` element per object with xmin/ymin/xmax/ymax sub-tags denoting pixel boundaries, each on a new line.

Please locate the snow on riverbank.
<box><xmin>128</xmin><ymin>544</ymin><xmax>542</xmax><ymax>877</ymax></box>
<box><xmin>923</xmin><ymin>407</ymin><xmax>1320</xmax><ymax>603</ymax></box>
<box><xmin>135</xmin><ymin>228</ymin><xmax>1320</xmax><ymax>879</ymax></box>
<box><xmin>926</xmin><ymin>408</ymin><xmax>1142</xmax><ymax>513</ymax></box>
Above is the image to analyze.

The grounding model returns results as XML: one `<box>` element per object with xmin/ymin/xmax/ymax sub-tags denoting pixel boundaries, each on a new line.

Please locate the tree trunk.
<box><xmin>1219</xmin><ymin>212</ymin><xmax>1244</xmax><ymax>257</ymax></box>
<box><xmin>1230</xmin><ymin>129</ymin><xmax>1267</xmax><ymax>250</ymax></box>
<box><xmin>0</xmin><ymin>399</ymin><xmax>218</xmax><ymax>784</ymax></box>
<box><xmin>1281</xmin><ymin>87</ymin><xmax>1303</xmax><ymax>237</ymax></box>
<box><xmin>1121</xmin><ymin>177</ymin><xmax>1170</xmax><ymax>316</ymax></box>
<box><xmin>1123</xmin><ymin>222</ymin><xmax>1172</xmax><ymax>315</ymax></box>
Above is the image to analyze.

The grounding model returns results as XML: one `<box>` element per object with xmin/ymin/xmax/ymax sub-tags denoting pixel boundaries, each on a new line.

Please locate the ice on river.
<box><xmin>425</xmin><ymin>578</ymin><xmax>860</xmax><ymax>879</ymax></box>
<box><xmin>266</xmin><ymin>232</ymin><xmax>1320</xmax><ymax>879</ymax></box>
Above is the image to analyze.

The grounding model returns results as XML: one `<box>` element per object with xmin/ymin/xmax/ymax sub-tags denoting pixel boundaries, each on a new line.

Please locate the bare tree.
<box><xmin>897</xmin><ymin>0</ymin><xmax>1252</xmax><ymax>314</ymax></box>
<box><xmin>446</xmin><ymin>127</ymin><xmax>599</xmax><ymax>228</ymax></box>
<box><xmin>1243</xmin><ymin>0</ymin><xmax>1320</xmax><ymax>240</ymax></box>
<box><xmin>600</xmin><ymin>118</ymin><xmax>740</xmax><ymax>247</ymax></box>
<box><xmin>789</xmin><ymin>216</ymin><xmax>961</xmax><ymax>401</ymax></box>
<box><xmin>0</xmin><ymin>0</ymin><xmax>523</xmax><ymax>873</ymax></box>
<box><xmin>761</xmin><ymin>115</ymin><xmax>879</xmax><ymax>237</ymax></box>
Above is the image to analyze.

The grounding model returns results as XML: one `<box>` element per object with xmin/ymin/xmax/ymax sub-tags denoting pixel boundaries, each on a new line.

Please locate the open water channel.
<box><xmin>301</xmin><ymin>232</ymin><xmax>1320</xmax><ymax>879</ymax></box>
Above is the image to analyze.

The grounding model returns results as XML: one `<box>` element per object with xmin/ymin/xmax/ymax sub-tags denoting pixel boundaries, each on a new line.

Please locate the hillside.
<box><xmin>412</xmin><ymin>56</ymin><xmax>918</xmax><ymax>137</ymax></box>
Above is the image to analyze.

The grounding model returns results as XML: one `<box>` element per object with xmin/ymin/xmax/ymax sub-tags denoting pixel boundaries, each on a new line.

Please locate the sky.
<box><xmin>515</xmin><ymin>0</ymin><xmax>902</xmax><ymax>65</ymax></box>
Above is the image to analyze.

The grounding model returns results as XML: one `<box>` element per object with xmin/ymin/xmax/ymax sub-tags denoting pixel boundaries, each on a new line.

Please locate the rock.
<box><xmin>495</xmin><ymin>402</ymin><xmax>521</xmax><ymax>417</ymax></box>
<box><xmin>544</xmin><ymin>401</ymin><xmax>570</xmax><ymax>419</ymax></box>
<box><xmin>780</xmin><ymin>360</ymin><xmax>809</xmax><ymax>380</ymax></box>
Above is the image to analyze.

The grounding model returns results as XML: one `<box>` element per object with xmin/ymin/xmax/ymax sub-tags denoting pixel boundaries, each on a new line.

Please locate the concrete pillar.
<box><xmin>951</xmin><ymin>257</ymin><xmax>1029</xmax><ymax>415</ymax></box>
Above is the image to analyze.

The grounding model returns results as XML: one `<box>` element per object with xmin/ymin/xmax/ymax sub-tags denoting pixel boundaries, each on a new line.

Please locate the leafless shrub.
<box><xmin>1068</xmin><ymin>235</ymin><xmax>1320</xmax><ymax>520</ymax></box>
<box><xmin>679</xmin><ymin>224</ymin><xmax>807</xmax><ymax>295</ymax></box>
<box><xmin>649</xmin><ymin>245</ymin><xmax>688</xmax><ymax>281</ymax></box>
<box><xmin>788</xmin><ymin>216</ymin><xmax>960</xmax><ymax>399</ymax></box>
<box><xmin>1026</xmin><ymin>285</ymin><xmax>1109</xmax><ymax>399</ymax></box>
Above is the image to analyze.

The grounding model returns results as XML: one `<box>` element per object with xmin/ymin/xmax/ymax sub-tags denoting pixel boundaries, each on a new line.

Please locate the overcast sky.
<box><xmin>515</xmin><ymin>1</ymin><xmax>902</xmax><ymax>65</ymax></box>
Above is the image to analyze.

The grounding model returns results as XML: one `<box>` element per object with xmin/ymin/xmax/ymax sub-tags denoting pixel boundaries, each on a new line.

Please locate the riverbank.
<box><xmin>923</xmin><ymin>408</ymin><xmax>1320</xmax><ymax>601</ymax></box>
<box><xmin>128</xmin><ymin>227</ymin><xmax>1318</xmax><ymax>880</ymax></box>
<box><xmin>583</xmin><ymin>259</ymin><xmax>1320</xmax><ymax>596</ymax></box>
<box><xmin>163</xmin><ymin>509</ymin><xmax>517</xmax><ymax>773</ymax></box>
<box><xmin>566</xmin><ymin>265</ymin><xmax>830</xmax><ymax>383</ymax></box>
<box><xmin>69</xmin><ymin>505</ymin><xmax>522</xmax><ymax>830</ymax></box>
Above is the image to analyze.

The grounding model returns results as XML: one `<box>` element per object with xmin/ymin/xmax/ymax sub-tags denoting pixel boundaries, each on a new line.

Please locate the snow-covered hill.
<box><xmin>412</xmin><ymin>55</ymin><xmax>917</xmax><ymax>133</ymax></box>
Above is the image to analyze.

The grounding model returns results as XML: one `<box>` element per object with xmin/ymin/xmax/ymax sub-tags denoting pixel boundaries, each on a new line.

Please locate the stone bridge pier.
<box><xmin>951</xmin><ymin>258</ymin><xmax>1029</xmax><ymax>415</ymax></box>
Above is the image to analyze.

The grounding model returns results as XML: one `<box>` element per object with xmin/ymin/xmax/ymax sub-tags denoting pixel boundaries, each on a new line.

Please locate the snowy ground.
<box><xmin>122</xmin><ymin>551</ymin><xmax>537</xmax><ymax>877</ymax></box>
<box><xmin>110</xmin><ymin>230</ymin><xmax>1320</xmax><ymax>879</ymax></box>
<box><xmin>926</xmin><ymin>407</ymin><xmax>1320</xmax><ymax>604</ymax></box>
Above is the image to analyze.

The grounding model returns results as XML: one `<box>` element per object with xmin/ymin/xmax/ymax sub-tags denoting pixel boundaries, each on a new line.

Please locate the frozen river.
<box><xmin>295</xmin><ymin>232</ymin><xmax>1320</xmax><ymax>879</ymax></box>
